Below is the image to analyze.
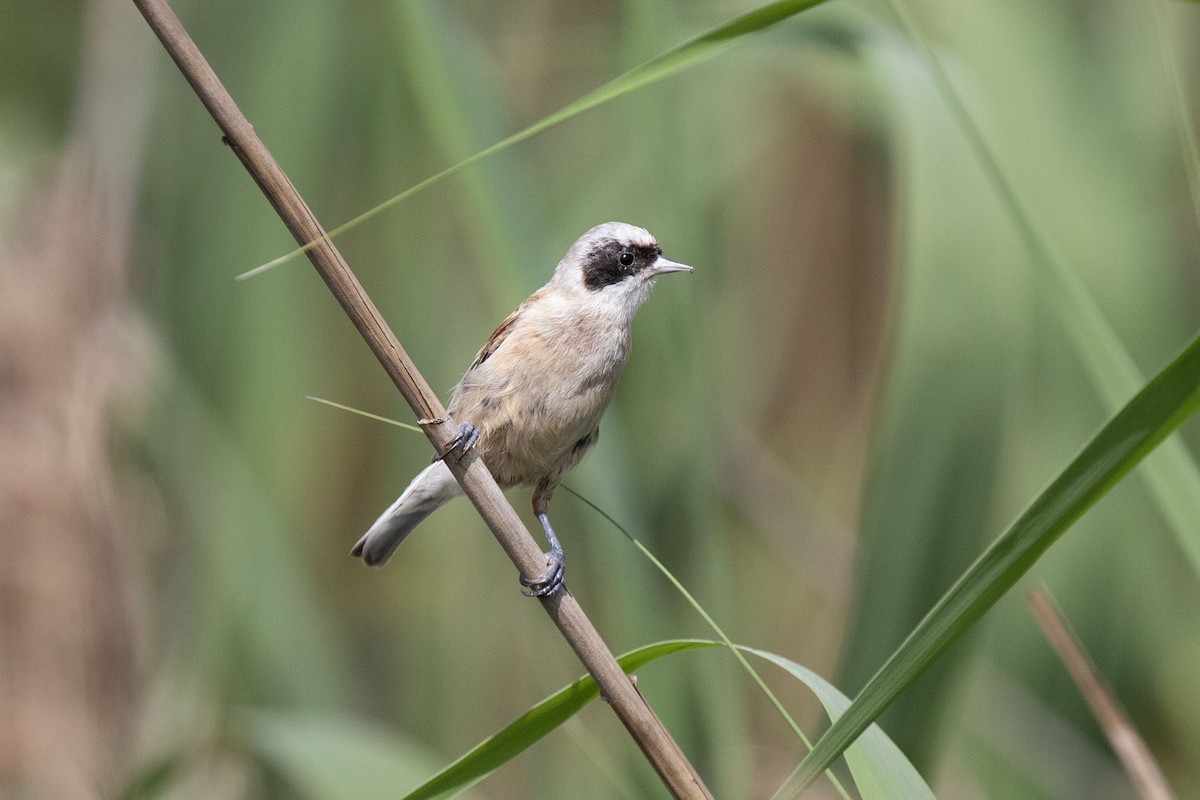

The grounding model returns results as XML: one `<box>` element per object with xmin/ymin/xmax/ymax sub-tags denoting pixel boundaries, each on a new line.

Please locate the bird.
<box><xmin>351</xmin><ymin>221</ymin><xmax>693</xmax><ymax>596</ymax></box>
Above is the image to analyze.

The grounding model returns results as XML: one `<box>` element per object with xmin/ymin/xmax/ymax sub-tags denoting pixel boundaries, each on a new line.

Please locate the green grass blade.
<box><xmin>750</xmin><ymin>648</ymin><xmax>935</xmax><ymax>800</ymax></box>
<box><xmin>882</xmin><ymin>0</ymin><xmax>1200</xmax><ymax>577</ymax></box>
<box><xmin>778</xmin><ymin>331</ymin><xmax>1200</xmax><ymax>795</ymax></box>
<box><xmin>238</xmin><ymin>0</ymin><xmax>829</xmax><ymax>279</ymax></box>
<box><xmin>306</xmin><ymin>395</ymin><xmax>423</xmax><ymax>432</ymax></box>
<box><xmin>562</xmin><ymin>487</ymin><xmax>851</xmax><ymax>799</ymax></box>
<box><xmin>398</xmin><ymin>639</ymin><xmax>934</xmax><ymax>800</ymax></box>
<box><xmin>563</xmin><ymin>488</ymin><xmax>812</xmax><ymax>745</ymax></box>
<box><xmin>835</xmin><ymin>14</ymin><xmax>1027</xmax><ymax>759</ymax></box>
<box><xmin>399</xmin><ymin>640</ymin><xmax>719</xmax><ymax>800</ymax></box>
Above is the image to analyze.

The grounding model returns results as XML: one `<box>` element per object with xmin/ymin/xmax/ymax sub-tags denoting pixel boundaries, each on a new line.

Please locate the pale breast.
<box><xmin>448</xmin><ymin>299</ymin><xmax>630</xmax><ymax>487</ymax></box>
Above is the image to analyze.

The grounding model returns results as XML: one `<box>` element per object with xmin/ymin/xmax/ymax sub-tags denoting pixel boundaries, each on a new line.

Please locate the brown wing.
<box><xmin>468</xmin><ymin>289</ymin><xmax>543</xmax><ymax>370</ymax></box>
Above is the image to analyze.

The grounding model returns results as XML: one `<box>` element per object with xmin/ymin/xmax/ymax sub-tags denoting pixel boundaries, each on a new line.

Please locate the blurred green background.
<box><xmin>2</xmin><ymin>0</ymin><xmax>1199</xmax><ymax>797</ymax></box>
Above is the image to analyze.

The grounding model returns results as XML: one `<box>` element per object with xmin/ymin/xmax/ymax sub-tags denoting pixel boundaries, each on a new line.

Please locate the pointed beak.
<box><xmin>649</xmin><ymin>255</ymin><xmax>694</xmax><ymax>276</ymax></box>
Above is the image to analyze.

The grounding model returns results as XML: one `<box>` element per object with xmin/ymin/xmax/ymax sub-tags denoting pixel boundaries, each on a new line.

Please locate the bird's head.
<box><xmin>551</xmin><ymin>222</ymin><xmax>692</xmax><ymax>315</ymax></box>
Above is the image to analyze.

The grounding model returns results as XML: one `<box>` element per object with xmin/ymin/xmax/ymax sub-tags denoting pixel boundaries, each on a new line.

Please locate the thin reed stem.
<box><xmin>129</xmin><ymin>2</ymin><xmax>712</xmax><ymax>796</ymax></box>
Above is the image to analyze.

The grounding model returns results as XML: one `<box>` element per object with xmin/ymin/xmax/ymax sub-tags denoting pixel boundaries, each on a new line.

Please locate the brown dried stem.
<box><xmin>1027</xmin><ymin>587</ymin><xmax>1176</xmax><ymax>800</ymax></box>
<box><xmin>129</xmin><ymin>1</ymin><xmax>712</xmax><ymax>797</ymax></box>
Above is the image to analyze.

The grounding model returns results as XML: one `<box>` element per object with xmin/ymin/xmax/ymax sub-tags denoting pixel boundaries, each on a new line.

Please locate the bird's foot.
<box><xmin>435</xmin><ymin>421</ymin><xmax>479</xmax><ymax>462</ymax></box>
<box><xmin>521</xmin><ymin>512</ymin><xmax>565</xmax><ymax>596</ymax></box>
<box><xmin>520</xmin><ymin>541</ymin><xmax>565</xmax><ymax>597</ymax></box>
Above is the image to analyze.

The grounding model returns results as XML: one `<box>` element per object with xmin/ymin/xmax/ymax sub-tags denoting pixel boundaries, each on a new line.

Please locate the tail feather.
<box><xmin>352</xmin><ymin>461</ymin><xmax>462</xmax><ymax>566</ymax></box>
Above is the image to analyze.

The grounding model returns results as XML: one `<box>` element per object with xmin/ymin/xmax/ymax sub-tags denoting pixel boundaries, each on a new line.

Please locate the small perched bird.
<box><xmin>352</xmin><ymin>222</ymin><xmax>692</xmax><ymax>595</ymax></box>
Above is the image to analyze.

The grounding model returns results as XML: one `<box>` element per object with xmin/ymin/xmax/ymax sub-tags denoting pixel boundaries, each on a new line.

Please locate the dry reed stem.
<box><xmin>128</xmin><ymin>1</ymin><xmax>713</xmax><ymax>797</ymax></box>
<box><xmin>1027</xmin><ymin>587</ymin><xmax>1176</xmax><ymax>800</ymax></box>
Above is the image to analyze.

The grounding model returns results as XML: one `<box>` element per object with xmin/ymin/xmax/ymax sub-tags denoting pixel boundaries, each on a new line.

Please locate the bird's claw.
<box><xmin>520</xmin><ymin>543</ymin><xmax>565</xmax><ymax>597</ymax></box>
<box><xmin>435</xmin><ymin>421</ymin><xmax>479</xmax><ymax>462</ymax></box>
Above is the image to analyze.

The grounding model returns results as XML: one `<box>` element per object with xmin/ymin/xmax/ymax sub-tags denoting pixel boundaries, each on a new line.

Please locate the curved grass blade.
<box><xmin>401</xmin><ymin>639</ymin><xmax>934</xmax><ymax>800</ymax></box>
<box><xmin>296</xmin><ymin>410</ymin><xmax>843</xmax><ymax>794</ymax></box>
<box><xmin>778</xmin><ymin>331</ymin><xmax>1200</xmax><ymax>796</ymax></box>
<box><xmin>238</xmin><ymin>0</ymin><xmax>829</xmax><ymax>280</ymax></box>
<box><xmin>562</xmin><ymin>487</ymin><xmax>851</xmax><ymax>800</ymax></box>
<box><xmin>399</xmin><ymin>640</ymin><xmax>719</xmax><ymax>800</ymax></box>
<box><xmin>878</xmin><ymin>0</ymin><xmax>1200</xmax><ymax>577</ymax></box>
<box><xmin>562</xmin><ymin>487</ymin><xmax>814</xmax><ymax>746</ymax></box>
<box><xmin>834</xmin><ymin>14</ymin><xmax>1027</xmax><ymax>759</ymax></box>
<box><xmin>748</xmin><ymin>648</ymin><xmax>935</xmax><ymax>800</ymax></box>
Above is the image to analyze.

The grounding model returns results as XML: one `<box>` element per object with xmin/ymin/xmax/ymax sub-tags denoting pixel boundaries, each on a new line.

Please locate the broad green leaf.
<box><xmin>400</xmin><ymin>640</ymin><xmax>717</xmax><ymax>800</ymax></box>
<box><xmin>401</xmin><ymin>639</ymin><xmax>934</xmax><ymax>800</ymax></box>
<box><xmin>778</xmin><ymin>331</ymin><xmax>1200</xmax><ymax>795</ymax></box>
<box><xmin>747</xmin><ymin>648</ymin><xmax>935</xmax><ymax>800</ymax></box>
<box><xmin>239</xmin><ymin>0</ymin><xmax>829</xmax><ymax>279</ymax></box>
<box><xmin>827</xmin><ymin>0</ymin><xmax>1200</xmax><ymax>782</ymax></box>
<box><xmin>837</xmin><ymin>18</ymin><xmax>1200</xmax><ymax>768</ymax></box>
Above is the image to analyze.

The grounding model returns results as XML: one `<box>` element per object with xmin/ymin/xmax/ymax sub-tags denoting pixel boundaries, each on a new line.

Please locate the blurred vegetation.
<box><xmin>2</xmin><ymin>0</ymin><xmax>1199</xmax><ymax>798</ymax></box>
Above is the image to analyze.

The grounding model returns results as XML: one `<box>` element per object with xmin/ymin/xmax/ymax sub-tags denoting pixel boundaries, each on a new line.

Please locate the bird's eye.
<box><xmin>618</xmin><ymin>251</ymin><xmax>635</xmax><ymax>268</ymax></box>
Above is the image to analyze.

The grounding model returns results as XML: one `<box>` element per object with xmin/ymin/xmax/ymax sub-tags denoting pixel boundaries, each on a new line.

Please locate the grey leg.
<box><xmin>520</xmin><ymin>483</ymin><xmax>565</xmax><ymax>596</ymax></box>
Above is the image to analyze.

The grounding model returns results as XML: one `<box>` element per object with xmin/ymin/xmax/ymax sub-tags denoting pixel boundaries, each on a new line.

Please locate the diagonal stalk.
<box><xmin>129</xmin><ymin>1</ymin><xmax>712</xmax><ymax>796</ymax></box>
